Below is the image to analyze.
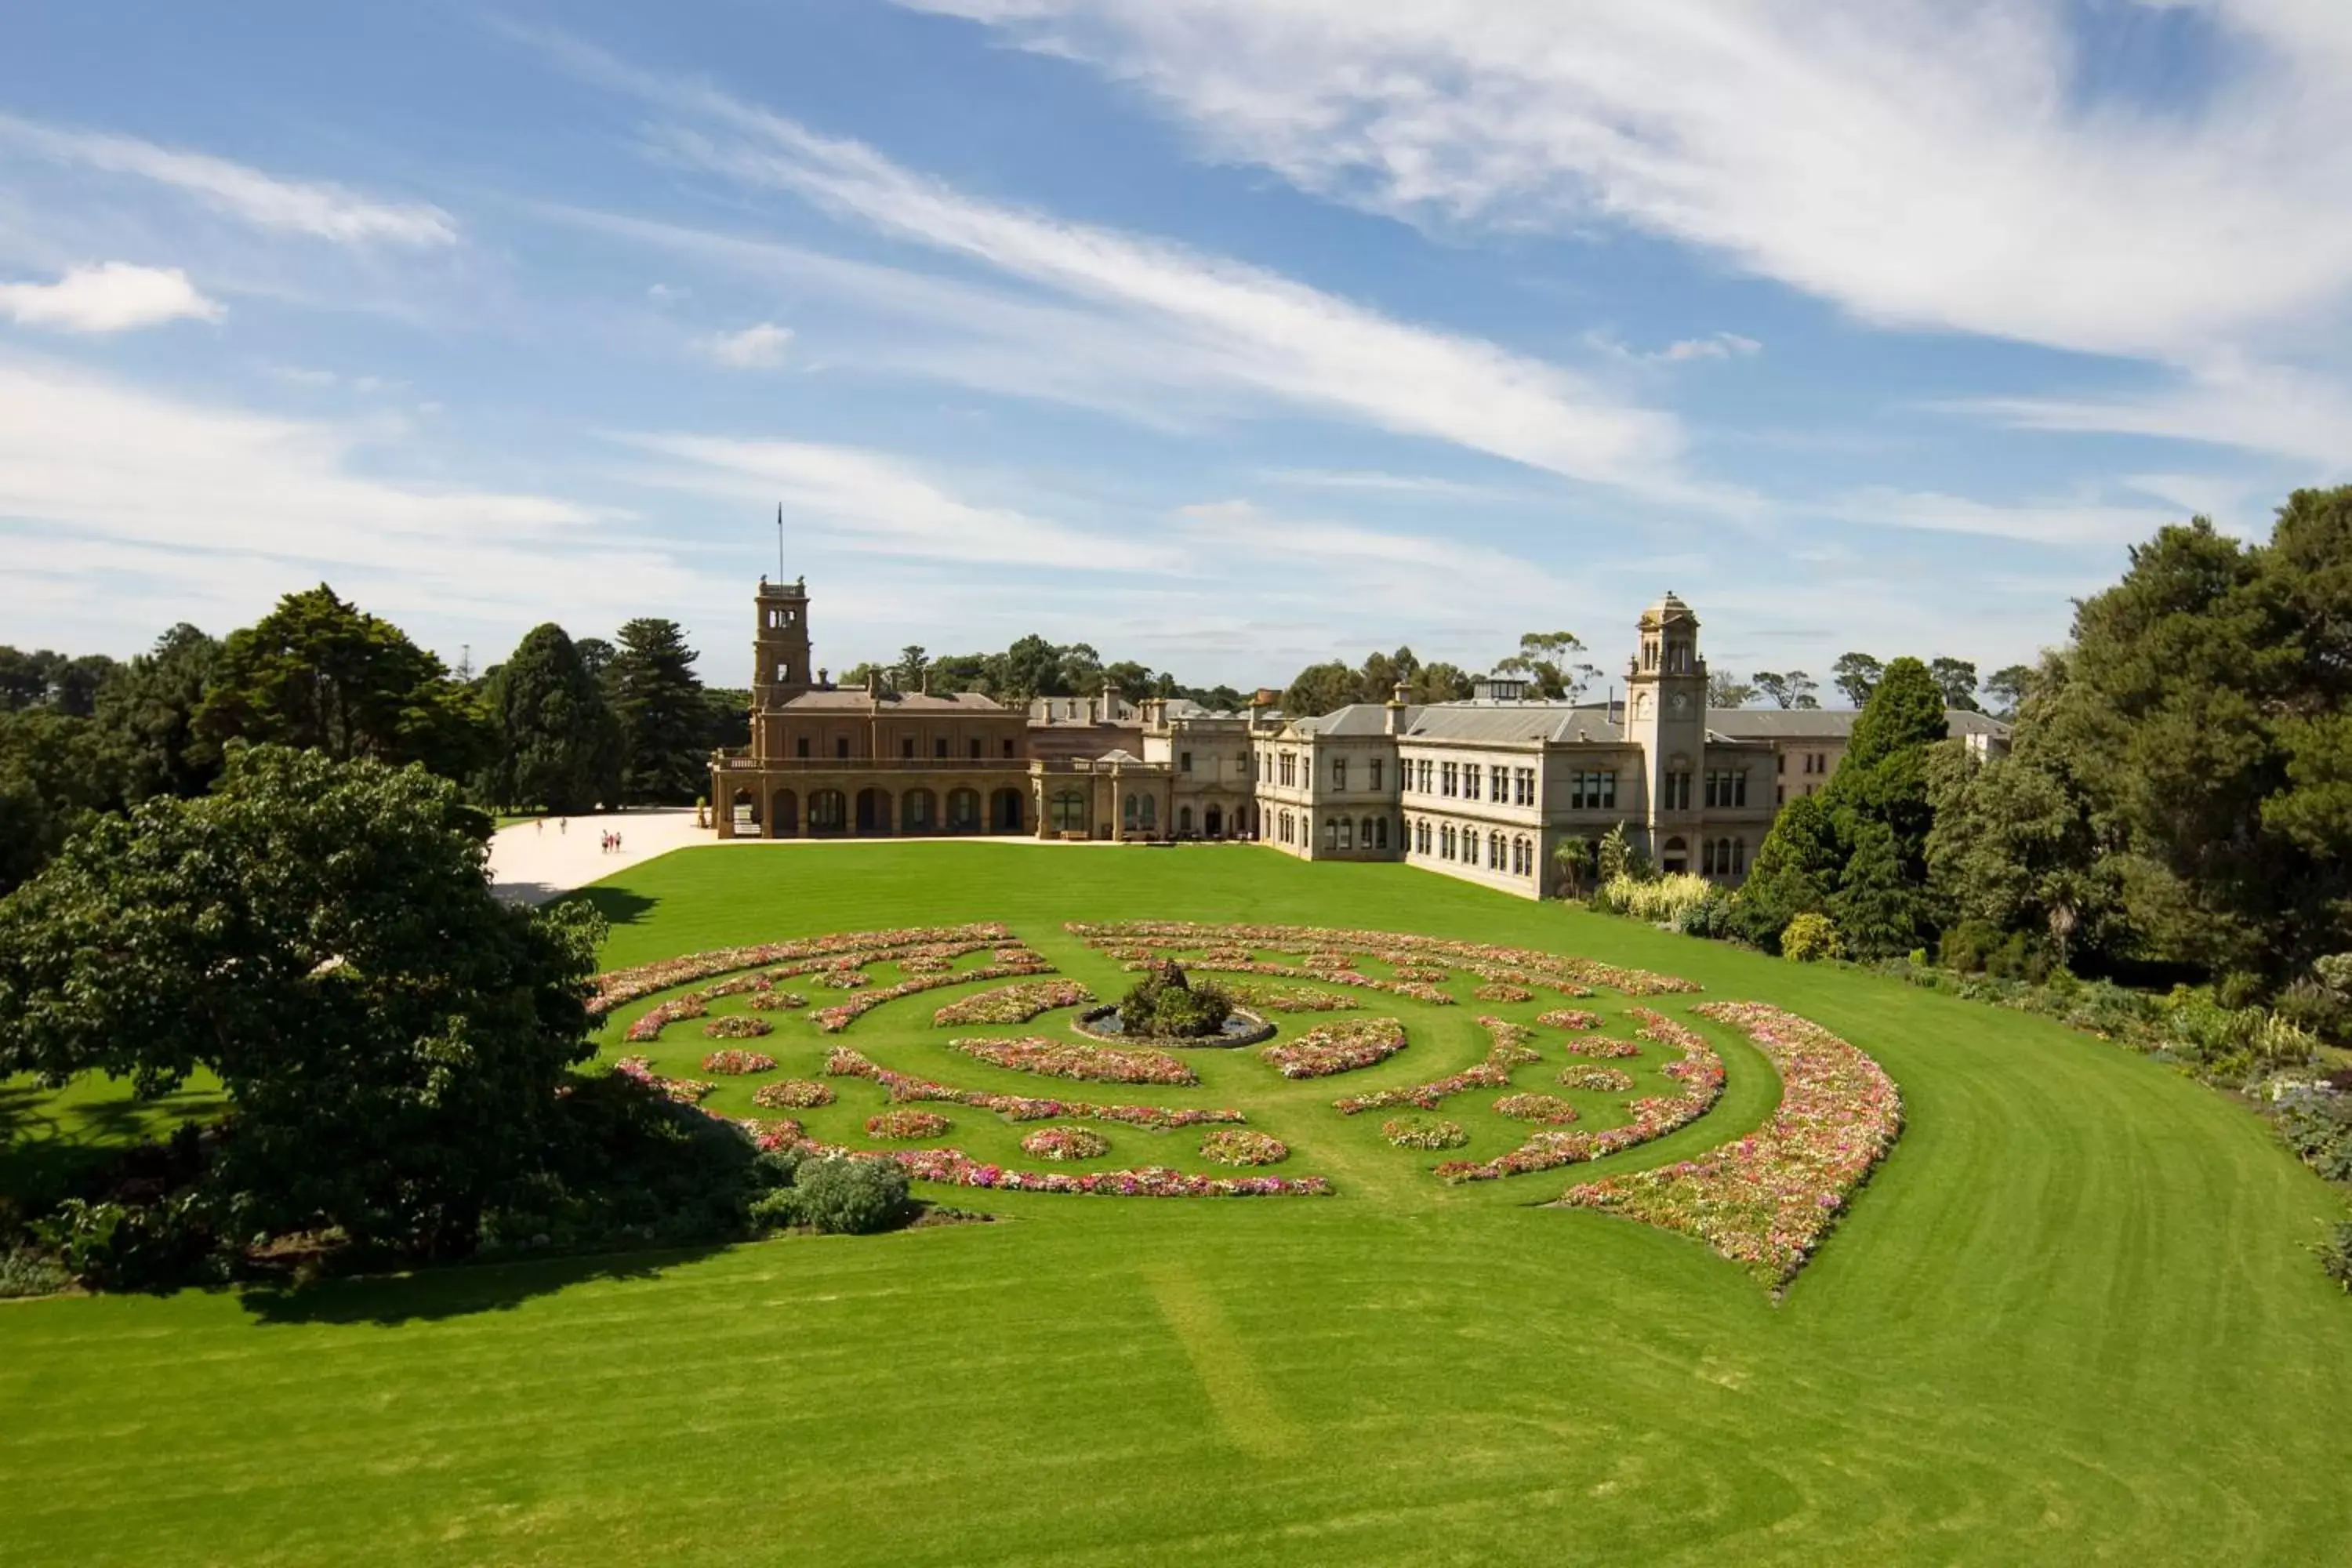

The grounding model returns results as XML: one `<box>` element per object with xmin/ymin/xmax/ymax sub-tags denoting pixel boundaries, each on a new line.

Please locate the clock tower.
<box><xmin>1626</xmin><ymin>591</ymin><xmax>1706</xmax><ymax>873</ymax></box>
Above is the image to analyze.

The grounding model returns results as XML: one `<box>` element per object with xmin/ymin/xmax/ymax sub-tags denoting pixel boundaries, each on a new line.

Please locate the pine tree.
<box><xmin>607</xmin><ymin>619</ymin><xmax>707</xmax><ymax>805</ymax></box>
<box><xmin>492</xmin><ymin>624</ymin><xmax>622</xmax><ymax>814</ymax></box>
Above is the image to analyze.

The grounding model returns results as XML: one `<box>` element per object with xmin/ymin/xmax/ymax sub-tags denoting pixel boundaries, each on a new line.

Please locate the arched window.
<box><xmin>1178</xmin><ymin>804</ymin><xmax>1195</xmax><ymax>835</ymax></box>
<box><xmin>1050</xmin><ymin>789</ymin><xmax>1086</xmax><ymax>834</ymax></box>
<box><xmin>1140</xmin><ymin>795</ymin><xmax>1156</xmax><ymax>830</ymax></box>
<box><xmin>1324</xmin><ymin>817</ymin><xmax>1339</xmax><ymax>850</ymax></box>
<box><xmin>1701</xmin><ymin>839</ymin><xmax>1716</xmax><ymax>875</ymax></box>
<box><xmin>947</xmin><ymin>788</ymin><xmax>981</xmax><ymax>831</ymax></box>
<box><xmin>1733</xmin><ymin>837</ymin><xmax>1747</xmax><ymax>874</ymax></box>
<box><xmin>1338</xmin><ymin>818</ymin><xmax>1355</xmax><ymax>850</ymax></box>
<box><xmin>992</xmin><ymin>788</ymin><xmax>1024</xmax><ymax>832</ymax></box>
<box><xmin>809</xmin><ymin>789</ymin><xmax>847</xmax><ymax>833</ymax></box>
<box><xmin>855</xmin><ymin>787</ymin><xmax>891</xmax><ymax>835</ymax></box>
<box><xmin>1123</xmin><ymin>793</ymin><xmax>1139</xmax><ymax>830</ymax></box>
<box><xmin>1374</xmin><ymin>816</ymin><xmax>1388</xmax><ymax>850</ymax></box>
<box><xmin>1661</xmin><ymin>834</ymin><xmax>1687</xmax><ymax>873</ymax></box>
<box><xmin>770</xmin><ymin>788</ymin><xmax>798</xmax><ymax>837</ymax></box>
<box><xmin>1441</xmin><ymin>824</ymin><xmax>1454</xmax><ymax>858</ymax></box>
<box><xmin>1490</xmin><ymin>830</ymin><xmax>1503</xmax><ymax>869</ymax></box>
<box><xmin>900</xmin><ymin>788</ymin><xmax>934</xmax><ymax>833</ymax></box>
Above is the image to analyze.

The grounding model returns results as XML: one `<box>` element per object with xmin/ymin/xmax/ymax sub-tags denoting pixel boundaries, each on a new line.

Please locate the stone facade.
<box><xmin>710</xmin><ymin>576</ymin><xmax>2008</xmax><ymax>895</ymax></box>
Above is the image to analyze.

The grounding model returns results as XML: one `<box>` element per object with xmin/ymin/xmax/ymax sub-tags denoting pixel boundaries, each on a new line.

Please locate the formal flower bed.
<box><xmin>825</xmin><ymin>1047</ymin><xmax>1245</xmax><ymax>1127</ymax></box>
<box><xmin>932</xmin><ymin>979</ymin><xmax>1094</xmax><ymax>1026</ymax></box>
<box><xmin>1494</xmin><ymin>1092</ymin><xmax>1580</xmax><ymax>1124</ymax></box>
<box><xmin>1475</xmin><ymin>983</ymin><xmax>1534</xmax><ymax>1004</ymax></box>
<box><xmin>898</xmin><ymin>953</ymin><xmax>953</xmax><ymax>974</ymax></box>
<box><xmin>587</xmin><ymin>924</ymin><xmax>1018</xmax><ymax>1018</ymax></box>
<box><xmin>612</xmin><ymin>1055</ymin><xmax>717</xmax><ymax>1105</ymax></box>
<box><xmin>1142</xmin><ymin>955</ymin><xmax>1455</xmax><ymax>1006</ymax></box>
<box><xmin>1537</xmin><ymin>1009</ymin><xmax>1602</xmax><ymax>1032</ymax></box>
<box><xmin>701</xmin><ymin>1018</ymin><xmax>774</xmax><ymax>1044</ymax></box>
<box><xmin>624</xmin><ymin>995</ymin><xmax>708</xmax><ymax>1042</ymax></box>
<box><xmin>1560</xmin><ymin>1036</ymin><xmax>1642</xmax><ymax>1059</ymax></box>
<box><xmin>742</xmin><ymin>1116</ymin><xmax>803</xmax><ymax>1149</ymax></box>
<box><xmin>700</xmin><ymin>1047</ymin><xmax>776</xmax><ymax>1074</ymax></box>
<box><xmin>1260</xmin><ymin>1018</ymin><xmax>1408</xmax><ymax>1079</ymax></box>
<box><xmin>817</xmin><ymin>969</ymin><xmax>872</xmax><ymax>989</ymax></box>
<box><xmin>1069</xmin><ymin>922</ymin><xmax>1698</xmax><ymax>999</ymax></box>
<box><xmin>1391</xmin><ymin>965</ymin><xmax>1449</xmax><ymax>984</ymax></box>
<box><xmin>1021</xmin><ymin>1126</ymin><xmax>1111</xmax><ymax>1161</ymax></box>
<box><xmin>1382</xmin><ymin>1116</ymin><xmax>1468</xmax><ymax>1149</ymax></box>
<box><xmin>1561</xmin><ymin>1002</ymin><xmax>1904</xmax><ymax>1287</ymax></box>
<box><xmin>949</xmin><ymin>1036</ymin><xmax>1197</xmax><ymax>1086</ymax></box>
<box><xmin>706</xmin><ymin>972</ymin><xmax>774</xmax><ymax>999</ymax></box>
<box><xmin>866</xmin><ymin>1109</ymin><xmax>953</xmax><ymax>1141</ymax></box>
<box><xmin>1333</xmin><ymin>1017</ymin><xmax>1541</xmax><ymax>1113</ymax></box>
<box><xmin>1218</xmin><ymin>981</ymin><xmax>1359</xmax><ymax>1014</ymax></box>
<box><xmin>1557</xmin><ymin>1065</ymin><xmax>1636</xmax><ymax>1092</ymax></box>
<box><xmin>751</xmin><ymin>1079</ymin><xmax>835</xmax><ymax>1109</ymax></box>
<box><xmin>1433</xmin><ymin>1008</ymin><xmax>1724</xmax><ymax>1183</ymax></box>
<box><xmin>881</xmin><ymin>1148</ymin><xmax>1330</xmax><ymax>1197</ymax></box>
<box><xmin>1200</xmin><ymin>1129</ymin><xmax>1288</xmax><ymax>1166</ymax></box>
<box><xmin>808</xmin><ymin>959</ymin><xmax>1058</xmax><ymax>1033</ymax></box>
<box><xmin>749</xmin><ymin>990</ymin><xmax>807</xmax><ymax>1011</ymax></box>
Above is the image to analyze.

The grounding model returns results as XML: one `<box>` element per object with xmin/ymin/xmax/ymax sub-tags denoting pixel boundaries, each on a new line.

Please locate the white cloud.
<box><xmin>699</xmin><ymin>320</ymin><xmax>794</xmax><ymax>368</ymax></box>
<box><xmin>1258</xmin><ymin>467</ymin><xmax>1522</xmax><ymax>501</ymax></box>
<box><xmin>905</xmin><ymin>1</ymin><xmax>2352</xmax><ymax>364</ymax></box>
<box><xmin>613</xmin><ymin>430</ymin><xmax>1182</xmax><ymax>570</ymax></box>
<box><xmin>0</xmin><ymin>262</ymin><xmax>221</xmax><ymax>332</ymax></box>
<box><xmin>1820</xmin><ymin>485</ymin><xmax>2181</xmax><ymax>548</ymax></box>
<box><xmin>520</xmin><ymin>34</ymin><xmax>1705</xmax><ymax>499</ymax></box>
<box><xmin>0</xmin><ymin>112</ymin><xmax>457</xmax><ymax>246</ymax></box>
<box><xmin>1951</xmin><ymin>358</ymin><xmax>2352</xmax><ymax>470</ymax></box>
<box><xmin>1169</xmin><ymin>496</ymin><xmax>1573</xmax><ymax>617</ymax></box>
<box><xmin>648</xmin><ymin>281</ymin><xmax>691</xmax><ymax>304</ymax></box>
<box><xmin>1661</xmin><ymin>332</ymin><xmax>1761</xmax><ymax>362</ymax></box>
<box><xmin>0</xmin><ymin>356</ymin><xmax>704</xmax><ymax>655</ymax></box>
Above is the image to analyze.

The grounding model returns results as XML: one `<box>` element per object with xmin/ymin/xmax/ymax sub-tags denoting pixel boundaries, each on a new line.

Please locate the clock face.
<box><xmin>1670</xmin><ymin>691</ymin><xmax>1689</xmax><ymax>716</ymax></box>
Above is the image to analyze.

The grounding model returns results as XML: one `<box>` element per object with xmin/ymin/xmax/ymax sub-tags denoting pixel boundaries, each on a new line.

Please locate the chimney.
<box><xmin>1102</xmin><ymin>677</ymin><xmax>1119</xmax><ymax>723</ymax></box>
<box><xmin>1385</xmin><ymin>680</ymin><xmax>1408</xmax><ymax>735</ymax></box>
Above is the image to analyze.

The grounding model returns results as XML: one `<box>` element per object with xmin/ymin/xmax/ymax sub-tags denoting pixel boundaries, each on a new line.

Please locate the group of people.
<box><xmin>600</xmin><ymin>829</ymin><xmax>625</xmax><ymax>855</ymax></box>
<box><xmin>529</xmin><ymin>815</ymin><xmax>622</xmax><ymax>854</ymax></box>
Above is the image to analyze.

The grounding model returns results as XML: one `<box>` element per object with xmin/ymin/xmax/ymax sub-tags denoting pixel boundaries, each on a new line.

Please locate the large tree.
<box><xmin>94</xmin><ymin>623</ymin><xmax>221</xmax><ymax>801</ymax></box>
<box><xmin>606</xmin><ymin>618</ymin><xmax>709</xmax><ymax>805</ymax></box>
<box><xmin>0</xmin><ymin>744</ymin><xmax>602</xmax><ymax>1256</ymax></box>
<box><xmin>0</xmin><ymin>709</ymin><xmax>128</xmax><ymax>896</ymax></box>
<box><xmin>1929</xmin><ymin>656</ymin><xmax>1983</xmax><ymax>712</ymax></box>
<box><xmin>1283</xmin><ymin>660</ymin><xmax>1362</xmax><ymax>717</ymax></box>
<box><xmin>1831</xmin><ymin>652</ymin><xmax>1883</xmax><ymax>708</ymax></box>
<box><xmin>194</xmin><ymin>585</ymin><xmax>489</xmax><ymax>780</ymax></box>
<box><xmin>1494</xmin><ymin>631</ymin><xmax>1595</xmax><ymax>700</ymax></box>
<box><xmin>490</xmin><ymin>623</ymin><xmax>622</xmax><ymax>814</ymax></box>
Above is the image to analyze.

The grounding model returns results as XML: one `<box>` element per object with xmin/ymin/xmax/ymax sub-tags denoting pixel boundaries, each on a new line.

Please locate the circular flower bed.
<box><xmin>1559</xmin><ymin>1036</ymin><xmax>1642</xmax><ymax>1060</ymax></box>
<box><xmin>897</xmin><ymin>952</ymin><xmax>953</xmax><ymax>974</ymax></box>
<box><xmin>752</xmin><ymin>1079</ymin><xmax>836</xmax><ymax>1109</ymax></box>
<box><xmin>1381</xmin><ymin>1116</ymin><xmax>1468</xmax><ymax>1149</ymax></box>
<box><xmin>702</xmin><ymin>1047</ymin><xmax>777</xmax><ymax>1074</ymax></box>
<box><xmin>1474</xmin><ymin>983</ymin><xmax>1534</xmax><ymax>1004</ymax></box>
<box><xmin>1021</xmin><ymin>1126</ymin><xmax>1110</xmax><ymax>1161</ymax></box>
<box><xmin>1536</xmin><ymin>1008</ymin><xmax>1601</xmax><ymax>1031</ymax></box>
<box><xmin>866</xmin><ymin>1109</ymin><xmax>952</xmax><ymax>1140</ymax></box>
<box><xmin>1259</xmin><ymin>1018</ymin><xmax>1407</xmax><ymax>1079</ymax></box>
<box><xmin>702</xmin><ymin>1016</ymin><xmax>774</xmax><ymax>1042</ymax></box>
<box><xmin>749</xmin><ymin>990</ymin><xmax>807</xmax><ymax>1011</ymax></box>
<box><xmin>1493</xmin><ymin>1092</ymin><xmax>1581</xmax><ymax>1124</ymax></box>
<box><xmin>1557</xmin><ymin>1065</ymin><xmax>1637</xmax><ymax>1092</ymax></box>
<box><xmin>818</xmin><ymin>969</ymin><xmax>872</xmax><ymax>989</ymax></box>
<box><xmin>1199</xmin><ymin>1128</ymin><xmax>1289</xmax><ymax>1167</ymax></box>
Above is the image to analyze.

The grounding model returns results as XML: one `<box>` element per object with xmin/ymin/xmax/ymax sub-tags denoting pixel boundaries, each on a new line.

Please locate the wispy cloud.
<box><xmin>698</xmin><ymin>320</ymin><xmax>793</xmax><ymax>368</ymax></box>
<box><xmin>1661</xmin><ymin>332</ymin><xmax>1761</xmax><ymax>362</ymax></box>
<box><xmin>1819</xmin><ymin>485</ymin><xmax>2183</xmax><ymax>549</ymax></box>
<box><xmin>516</xmin><ymin>31</ymin><xmax>1710</xmax><ymax>499</ymax></box>
<box><xmin>0</xmin><ymin>355</ymin><xmax>698</xmax><ymax>656</ymax></box>
<box><xmin>0</xmin><ymin>112</ymin><xmax>457</xmax><ymax>246</ymax></box>
<box><xmin>906</xmin><ymin>2</ymin><xmax>2352</xmax><ymax>364</ymax></box>
<box><xmin>613</xmin><ymin>430</ymin><xmax>1182</xmax><ymax>571</ymax></box>
<box><xmin>1950</xmin><ymin>358</ymin><xmax>2352</xmax><ymax>470</ymax></box>
<box><xmin>1258</xmin><ymin>467</ymin><xmax>1523</xmax><ymax>501</ymax></box>
<box><xmin>0</xmin><ymin>261</ymin><xmax>221</xmax><ymax>332</ymax></box>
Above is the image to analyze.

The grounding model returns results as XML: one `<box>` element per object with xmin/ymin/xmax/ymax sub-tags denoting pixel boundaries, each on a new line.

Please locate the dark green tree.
<box><xmin>606</xmin><ymin>619</ymin><xmax>708</xmax><ymax>805</ymax></box>
<box><xmin>94</xmin><ymin>623</ymin><xmax>221</xmax><ymax>800</ymax></box>
<box><xmin>1409</xmin><ymin>662</ymin><xmax>1475</xmax><ymax>703</ymax></box>
<box><xmin>1929</xmin><ymin>657</ymin><xmax>1982</xmax><ymax>712</ymax></box>
<box><xmin>1283</xmin><ymin>661</ymin><xmax>1363</xmax><ymax>717</ymax></box>
<box><xmin>1831</xmin><ymin>652</ymin><xmax>1883</xmax><ymax>708</ymax></box>
<box><xmin>1102</xmin><ymin>660</ymin><xmax>1156</xmax><ymax>702</ymax></box>
<box><xmin>194</xmin><ymin>585</ymin><xmax>490</xmax><ymax>779</ymax></box>
<box><xmin>0</xmin><ymin>744</ymin><xmax>603</xmax><ymax>1256</ymax></box>
<box><xmin>1494</xmin><ymin>631</ymin><xmax>1595</xmax><ymax>699</ymax></box>
<box><xmin>1732</xmin><ymin>792</ymin><xmax>1838</xmax><ymax>949</ymax></box>
<box><xmin>0</xmin><ymin>709</ymin><xmax>128</xmax><ymax>895</ymax></box>
<box><xmin>490</xmin><ymin>623</ymin><xmax>622</xmax><ymax>814</ymax></box>
<box><xmin>1983</xmin><ymin>663</ymin><xmax>2034</xmax><ymax>720</ymax></box>
<box><xmin>1831</xmin><ymin>818</ymin><xmax>1933</xmax><ymax>960</ymax></box>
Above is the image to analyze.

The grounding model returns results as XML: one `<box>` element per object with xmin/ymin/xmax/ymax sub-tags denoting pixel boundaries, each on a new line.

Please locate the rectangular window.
<box><xmin>1333</xmin><ymin>757</ymin><xmax>1348</xmax><ymax>790</ymax></box>
<box><xmin>1003</xmin><ymin>739</ymin><xmax>1014</xmax><ymax>757</ymax></box>
<box><xmin>1370</xmin><ymin>758</ymin><xmax>1384</xmax><ymax>792</ymax></box>
<box><xmin>1490</xmin><ymin>765</ymin><xmax>1507</xmax><ymax>801</ymax></box>
<box><xmin>902</xmin><ymin>738</ymin><xmax>916</xmax><ymax>759</ymax></box>
<box><xmin>836</xmin><ymin>737</ymin><xmax>850</xmax><ymax>760</ymax></box>
<box><xmin>1735</xmin><ymin>771</ymin><xmax>1748</xmax><ymax>807</ymax></box>
<box><xmin>1777</xmin><ymin>784</ymin><xmax>1786</xmax><ymax>805</ymax></box>
<box><xmin>1180</xmin><ymin>751</ymin><xmax>1192</xmax><ymax>774</ymax></box>
<box><xmin>935</xmin><ymin>738</ymin><xmax>948</xmax><ymax>759</ymax></box>
<box><xmin>1465</xmin><ymin>766</ymin><xmax>1480</xmax><ymax>801</ymax></box>
<box><xmin>1777</xmin><ymin>751</ymin><xmax>1786</xmax><ymax>775</ymax></box>
<box><xmin>969</xmin><ymin>739</ymin><xmax>981</xmax><ymax>759</ymax></box>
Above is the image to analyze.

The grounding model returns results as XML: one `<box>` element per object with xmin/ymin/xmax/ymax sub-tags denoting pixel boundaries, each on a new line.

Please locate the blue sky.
<box><xmin>3</xmin><ymin>1</ymin><xmax>2347</xmax><ymax>695</ymax></box>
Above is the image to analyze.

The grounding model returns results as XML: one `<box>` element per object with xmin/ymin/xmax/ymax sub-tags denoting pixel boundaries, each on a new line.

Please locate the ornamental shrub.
<box><xmin>1594</xmin><ymin>871</ymin><xmax>1711</xmax><ymax>926</ymax></box>
<box><xmin>1116</xmin><ymin>963</ymin><xmax>1234</xmax><ymax>1038</ymax></box>
<box><xmin>792</xmin><ymin>1157</ymin><xmax>911</xmax><ymax>1236</ymax></box>
<box><xmin>1780</xmin><ymin>913</ymin><xmax>1845</xmax><ymax>964</ymax></box>
<box><xmin>2321</xmin><ymin>1221</ymin><xmax>2352</xmax><ymax>1293</ymax></box>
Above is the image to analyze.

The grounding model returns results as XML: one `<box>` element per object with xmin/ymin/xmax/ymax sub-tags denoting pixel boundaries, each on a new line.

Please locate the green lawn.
<box><xmin>2</xmin><ymin>842</ymin><xmax>2347</xmax><ymax>1566</ymax></box>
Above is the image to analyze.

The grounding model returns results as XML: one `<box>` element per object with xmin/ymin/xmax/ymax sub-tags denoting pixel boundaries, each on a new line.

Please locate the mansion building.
<box><xmin>710</xmin><ymin>577</ymin><xmax>2007</xmax><ymax>901</ymax></box>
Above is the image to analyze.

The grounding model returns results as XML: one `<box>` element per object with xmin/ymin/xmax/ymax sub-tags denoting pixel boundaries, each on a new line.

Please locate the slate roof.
<box><xmin>782</xmin><ymin>689</ymin><xmax>1008</xmax><ymax>712</ymax></box>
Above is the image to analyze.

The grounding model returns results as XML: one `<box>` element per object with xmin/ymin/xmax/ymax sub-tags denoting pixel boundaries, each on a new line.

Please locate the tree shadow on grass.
<box><xmin>238</xmin><ymin>1240</ymin><xmax>734</xmax><ymax>1327</ymax></box>
<box><xmin>564</xmin><ymin>884</ymin><xmax>659</xmax><ymax>928</ymax></box>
